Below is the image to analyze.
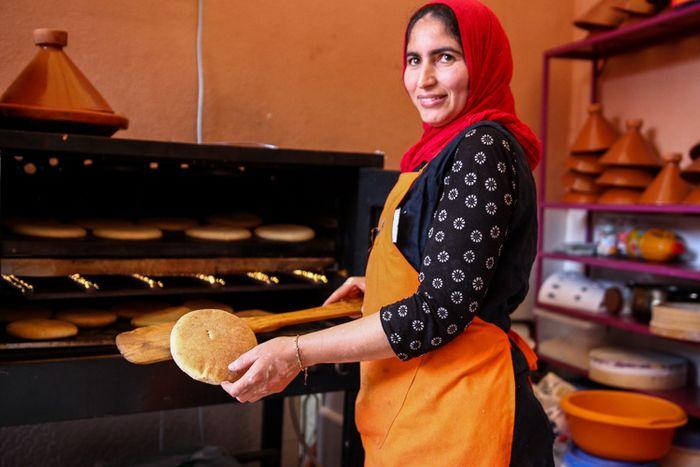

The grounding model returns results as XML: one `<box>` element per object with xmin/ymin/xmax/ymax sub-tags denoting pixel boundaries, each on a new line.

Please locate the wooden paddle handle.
<box><xmin>244</xmin><ymin>298</ymin><xmax>362</xmax><ymax>333</ymax></box>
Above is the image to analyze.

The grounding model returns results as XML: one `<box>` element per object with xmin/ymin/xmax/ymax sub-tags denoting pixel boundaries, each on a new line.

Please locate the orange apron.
<box><xmin>356</xmin><ymin>170</ymin><xmax>537</xmax><ymax>466</ymax></box>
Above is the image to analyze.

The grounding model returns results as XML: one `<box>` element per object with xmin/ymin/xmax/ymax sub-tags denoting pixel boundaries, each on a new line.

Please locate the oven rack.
<box><xmin>0</xmin><ymin>270</ymin><xmax>335</xmax><ymax>300</ymax></box>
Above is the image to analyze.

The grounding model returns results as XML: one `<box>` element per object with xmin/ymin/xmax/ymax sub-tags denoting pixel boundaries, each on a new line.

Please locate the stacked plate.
<box><xmin>651</xmin><ymin>302</ymin><xmax>700</xmax><ymax>343</ymax></box>
<box><xmin>588</xmin><ymin>346</ymin><xmax>687</xmax><ymax>391</ymax></box>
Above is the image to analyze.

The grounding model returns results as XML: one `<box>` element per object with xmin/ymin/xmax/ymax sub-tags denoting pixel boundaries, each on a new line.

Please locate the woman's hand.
<box><xmin>323</xmin><ymin>276</ymin><xmax>366</xmax><ymax>306</ymax></box>
<box><xmin>221</xmin><ymin>336</ymin><xmax>300</xmax><ymax>403</ymax></box>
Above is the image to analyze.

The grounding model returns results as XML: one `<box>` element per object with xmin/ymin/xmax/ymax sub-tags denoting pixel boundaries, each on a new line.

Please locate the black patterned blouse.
<box><xmin>379</xmin><ymin>123</ymin><xmax>537</xmax><ymax>360</ymax></box>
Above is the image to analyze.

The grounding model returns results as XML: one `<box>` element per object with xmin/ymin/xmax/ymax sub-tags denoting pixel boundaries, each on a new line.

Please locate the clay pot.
<box><xmin>683</xmin><ymin>185</ymin><xmax>700</xmax><ymax>204</ymax></box>
<box><xmin>612</xmin><ymin>0</ymin><xmax>657</xmax><ymax>15</ymax></box>
<box><xmin>562</xmin><ymin>172</ymin><xmax>603</xmax><ymax>194</ymax></box>
<box><xmin>0</xmin><ymin>29</ymin><xmax>128</xmax><ymax>136</ymax></box>
<box><xmin>574</xmin><ymin>0</ymin><xmax>628</xmax><ymax>31</ymax></box>
<box><xmin>595</xmin><ymin>167</ymin><xmax>654</xmax><ymax>188</ymax></box>
<box><xmin>599</xmin><ymin>119</ymin><xmax>662</xmax><ymax>168</ymax></box>
<box><xmin>598</xmin><ymin>187</ymin><xmax>643</xmax><ymax>204</ymax></box>
<box><xmin>571</xmin><ymin>104</ymin><xmax>620</xmax><ymax>154</ymax></box>
<box><xmin>563</xmin><ymin>191</ymin><xmax>599</xmax><ymax>204</ymax></box>
<box><xmin>640</xmin><ymin>153</ymin><xmax>693</xmax><ymax>204</ymax></box>
<box><xmin>568</xmin><ymin>154</ymin><xmax>606</xmax><ymax>175</ymax></box>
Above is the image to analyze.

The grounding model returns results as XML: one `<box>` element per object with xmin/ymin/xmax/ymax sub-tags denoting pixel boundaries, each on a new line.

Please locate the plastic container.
<box><xmin>563</xmin><ymin>444</ymin><xmax>658</xmax><ymax>466</ymax></box>
<box><xmin>561</xmin><ymin>390</ymin><xmax>687</xmax><ymax>462</ymax></box>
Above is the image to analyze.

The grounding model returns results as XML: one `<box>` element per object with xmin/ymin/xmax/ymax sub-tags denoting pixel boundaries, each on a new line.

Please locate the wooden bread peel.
<box><xmin>116</xmin><ymin>299</ymin><xmax>362</xmax><ymax>364</ymax></box>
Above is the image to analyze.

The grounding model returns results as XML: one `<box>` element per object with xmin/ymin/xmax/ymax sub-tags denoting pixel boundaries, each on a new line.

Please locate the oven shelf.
<box><xmin>540</xmin><ymin>252</ymin><xmax>700</xmax><ymax>281</ymax></box>
<box><xmin>1</xmin><ymin>272</ymin><xmax>333</xmax><ymax>300</ymax></box>
<box><xmin>536</xmin><ymin>302</ymin><xmax>700</xmax><ymax>348</ymax></box>
<box><xmin>539</xmin><ymin>354</ymin><xmax>700</xmax><ymax>419</ymax></box>
<box><xmin>2</xmin><ymin>235</ymin><xmax>335</xmax><ymax>259</ymax></box>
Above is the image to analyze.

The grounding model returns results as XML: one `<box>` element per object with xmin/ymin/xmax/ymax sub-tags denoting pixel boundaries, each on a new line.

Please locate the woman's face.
<box><xmin>404</xmin><ymin>15</ymin><xmax>468</xmax><ymax>127</ymax></box>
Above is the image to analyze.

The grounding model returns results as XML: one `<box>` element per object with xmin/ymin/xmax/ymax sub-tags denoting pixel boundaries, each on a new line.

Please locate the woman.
<box><xmin>222</xmin><ymin>1</ymin><xmax>554</xmax><ymax>465</ymax></box>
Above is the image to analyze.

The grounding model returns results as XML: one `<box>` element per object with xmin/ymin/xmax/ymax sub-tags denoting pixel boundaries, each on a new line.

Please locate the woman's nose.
<box><xmin>417</xmin><ymin>64</ymin><xmax>436</xmax><ymax>88</ymax></box>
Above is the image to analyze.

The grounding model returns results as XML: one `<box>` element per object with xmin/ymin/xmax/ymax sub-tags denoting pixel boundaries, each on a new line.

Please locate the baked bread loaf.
<box><xmin>55</xmin><ymin>308</ymin><xmax>118</xmax><ymax>328</ymax></box>
<box><xmin>185</xmin><ymin>225</ymin><xmax>252</xmax><ymax>242</ymax></box>
<box><xmin>182</xmin><ymin>299</ymin><xmax>234</xmax><ymax>313</ymax></box>
<box><xmin>11</xmin><ymin>221</ymin><xmax>87</xmax><ymax>239</ymax></box>
<box><xmin>131</xmin><ymin>306</ymin><xmax>190</xmax><ymax>327</ymax></box>
<box><xmin>7</xmin><ymin>318</ymin><xmax>78</xmax><ymax>340</ymax></box>
<box><xmin>92</xmin><ymin>225</ymin><xmax>163</xmax><ymax>241</ymax></box>
<box><xmin>111</xmin><ymin>301</ymin><xmax>172</xmax><ymax>319</ymax></box>
<box><xmin>254</xmin><ymin>224</ymin><xmax>315</xmax><ymax>242</ymax></box>
<box><xmin>170</xmin><ymin>308</ymin><xmax>257</xmax><ymax>385</ymax></box>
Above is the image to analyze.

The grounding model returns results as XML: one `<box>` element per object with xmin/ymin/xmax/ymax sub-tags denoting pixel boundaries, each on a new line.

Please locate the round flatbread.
<box><xmin>92</xmin><ymin>225</ymin><xmax>163</xmax><ymax>241</ymax></box>
<box><xmin>207</xmin><ymin>213</ymin><xmax>262</xmax><ymax>229</ymax></box>
<box><xmin>54</xmin><ymin>308</ymin><xmax>117</xmax><ymax>328</ymax></box>
<box><xmin>170</xmin><ymin>309</ymin><xmax>258</xmax><ymax>385</ymax></box>
<box><xmin>139</xmin><ymin>217</ymin><xmax>198</xmax><ymax>231</ymax></box>
<box><xmin>11</xmin><ymin>221</ymin><xmax>87</xmax><ymax>239</ymax></box>
<box><xmin>74</xmin><ymin>218</ymin><xmax>133</xmax><ymax>230</ymax></box>
<box><xmin>131</xmin><ymin>306</ymin><xmax>190</xmax><ymax>327</ymax></box>
<box><xmin>6</xmin><ymin>318</ymin><xmax>78</xmax><ymax>340</ymax></box>
<box><xmin>182</xmin><ymin>299</ymin><xmax>234</xmax><ymax>313</ymax></box>
<box><xmin>111</xmin><ymin>301</ymin><xmax>172</xmax><ymax>319</ymax></box>
<box><xmin>185</xmin><ymin>225</ymin><xmax>251</xmax><ymax>242</ymax></box>
<box><xmin>0</xmin><ymin>304</ymin><xmax>52</xmax><ymax>322</ymax></box>
<box><xmin>254</xmin><ymin>224</ymin><xmax>315</xmax><ymax>242</ymax></box>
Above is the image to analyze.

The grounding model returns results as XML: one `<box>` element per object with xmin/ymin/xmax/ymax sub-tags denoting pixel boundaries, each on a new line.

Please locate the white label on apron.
<box><xmin>392</xmin><ymin>208</ymin><xmax>401</xmax><ymax>243</ymax></box>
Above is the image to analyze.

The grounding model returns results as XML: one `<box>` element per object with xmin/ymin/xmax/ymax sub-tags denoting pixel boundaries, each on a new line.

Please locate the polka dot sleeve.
<box><xmin>379</xmin><ymin>127</ymin><xmax>518</xmax><ymax>360</ymax></box>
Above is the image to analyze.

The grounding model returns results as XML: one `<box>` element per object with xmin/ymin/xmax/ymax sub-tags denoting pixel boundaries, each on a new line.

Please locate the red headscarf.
<box><xmin>400</xmin><ymin>0</ymin><xmax>541</xmax><ymax>173</ymax></box>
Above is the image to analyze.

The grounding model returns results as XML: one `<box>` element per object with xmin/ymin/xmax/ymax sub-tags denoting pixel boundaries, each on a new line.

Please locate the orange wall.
<box><xmin>0</xmin><ymin>0</ymin><xmax>574</xmax><ymax>170</ymax></box>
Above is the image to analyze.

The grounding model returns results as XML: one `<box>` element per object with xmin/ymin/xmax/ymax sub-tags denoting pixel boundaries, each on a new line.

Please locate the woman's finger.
<box><xmin>323</xmin><ymin>279</ymin><xmax>361</xmax><ymax>306</ymax></box>
<box><xmin>228</xmin><ymin>347</ymin><xmax>258</xmax><ymax>372</ymax></box>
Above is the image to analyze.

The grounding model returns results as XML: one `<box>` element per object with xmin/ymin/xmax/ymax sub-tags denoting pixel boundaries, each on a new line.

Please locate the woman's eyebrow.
<box><xmin>405</xmin><ymin>46</ymin><xmax>463</xmax><ymax>57</ymax></box>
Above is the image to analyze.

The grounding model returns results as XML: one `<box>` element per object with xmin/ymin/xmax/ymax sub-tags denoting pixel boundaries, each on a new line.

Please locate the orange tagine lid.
<box><xmin>599</xmin><ymin>119</ymin><xmax>662</xmax><ymax>168</ymax></box>
<box><xmin>640</xmin><ymin>153</ymin><xmax>693</xmax><ymax>204</ymax></box>
<box><xmin>0</xmin><ymin>29</ymin><xmax>129</xmax><ymax>136</ymax></box>
<box><xmin>571</xmin><ymin>104</ymin><xmax>620</xmax><ymax>154</ymax></box>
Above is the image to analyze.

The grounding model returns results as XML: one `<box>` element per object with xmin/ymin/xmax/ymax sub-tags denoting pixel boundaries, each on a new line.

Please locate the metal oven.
<box><xmin>0</xmin><ymin>129</ymin><xmax>399</xmax><ymax>466</ymax></box>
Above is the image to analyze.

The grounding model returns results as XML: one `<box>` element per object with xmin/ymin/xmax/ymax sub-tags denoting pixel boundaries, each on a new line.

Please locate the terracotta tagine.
<box><xmin>599</xmin><ymin>119</ymin><xmax>663</xmax><ymax>168</ymax></box>
<box><xmin>562</xmin><ymin>172</ymin><xmax>603</xmax><ymax>194</ymax></box>
<box><xmin>568</xmin><ymin>155</ymin><xmax>606</xmax><ymax>175</ymax></box>
<box><xmin>612</xmin><ymin>0</ymin><xmax>657</xmax><ymax>15</ymax></box>
<box><xmin>595</xmin><ymin>167</ymin><xmax>654</xmax><ymax>188</ymax></box>
<box><xmin>597</xmin><ymin>187</ymin><xmax>643</xmax><ymax>204</ymax></box>
<box><xmin>571</xmin><ymin>104</ymin><xmax>620</xmax><ymax>154</ymax></box>
<box><xmin>574</xmin><ymin>0</ymin><xmax>628</xmax><ymax>31</ymax></box>
<box><xmin>639</xmin><ymin>153</ymin><xmax>693</xmax><ymax>204</ymax></box>
<box><xmin>563</xmin><ymin>191</ymin><xmax>599</xmax><ymax>204</ymax></box>
<box><xmin>680</xmin><ymin>142</ymin><xmax>700</xmax><ymax>184</ymax></box>
<box><xmin>0</xmin><ymin>29</ymin><xmax>129</xmax><ymax>136</ymax></box>
<box><xmin>684</xmin><ymin>186</ymin><xmax>700</xmax><ymax>204</ymax></box>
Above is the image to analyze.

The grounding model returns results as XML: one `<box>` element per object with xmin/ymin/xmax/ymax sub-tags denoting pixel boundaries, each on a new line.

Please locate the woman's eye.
<box><xmin>407</xmin><ymin>56</ymin><xmax>420</xmax><ymax>66</ymax></box>
<box><xmin>439</xmin><ymin>53</ymin><xmax>454</xmax><ymax>63</ymax></box>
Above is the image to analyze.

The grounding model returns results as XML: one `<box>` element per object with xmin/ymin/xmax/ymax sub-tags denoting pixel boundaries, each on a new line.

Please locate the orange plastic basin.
<box><xmin>560</xmin><ymin>390</ymin><xmax>687</xmax><ymax>461</ymax></box>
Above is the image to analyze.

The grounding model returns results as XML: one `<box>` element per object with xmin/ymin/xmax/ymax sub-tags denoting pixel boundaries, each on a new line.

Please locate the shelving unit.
<box><xmin>536</xmin><ymin>4</ymin><xmax>700</xmax><ymax>418</ymax></box>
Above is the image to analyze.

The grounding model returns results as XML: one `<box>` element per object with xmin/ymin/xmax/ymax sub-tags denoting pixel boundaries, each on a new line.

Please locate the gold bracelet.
<box><xmin>294</xmin><ymin>334</ymin><xmax>308</xmax><ymax>386</ymax></box>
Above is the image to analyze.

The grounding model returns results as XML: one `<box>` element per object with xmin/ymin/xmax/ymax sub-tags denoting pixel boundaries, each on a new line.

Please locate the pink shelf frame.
<box><xmin>536</xmin><ymin>302</ymin><xmax>700</xmax><ymax>349</ymax></box>
<box><xmin>535</xmin><ymin>4</ymin><xmax>700</xmax><ymax>418</ymax></box>
<box><xmin>540</xmin><ymin>252</ymin><xmax>700</xmax><ymax>281</ymax></box>
<box><xmin>543</xmin><ymin>202</ymin><xmax>700</xmax><ymax>215</ymax></box>
<box><xmin>537</xmin><ymin>355</ymin><xmax>700</xmax><ymax>419</ymax></box>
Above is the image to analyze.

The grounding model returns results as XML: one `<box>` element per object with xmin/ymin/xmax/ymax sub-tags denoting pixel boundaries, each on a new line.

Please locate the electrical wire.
<box><xmin>196</xmin><ymin>0</ymin><xmax>204</xmax><ymax>144</ymax></box>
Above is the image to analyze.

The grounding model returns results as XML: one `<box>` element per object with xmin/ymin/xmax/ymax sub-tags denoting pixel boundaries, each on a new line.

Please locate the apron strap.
<box><xmin>507</xmin><ymin>329</ymin><xmax>538</xmax><ymax>372</ymax></box>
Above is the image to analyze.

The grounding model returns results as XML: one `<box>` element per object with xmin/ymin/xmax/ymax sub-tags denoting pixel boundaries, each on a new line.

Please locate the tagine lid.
<box><xmin>0</xmin><ymin>29</ymin><xmax>129</xmax><ymax>135</ymax></box>
<box><xmin>574</xmin><ymin>0</ymin><xmax>628</xmax><ymax>31</ymax></box>
<box><xmin>599</xmin><ymin>119</ymin><xmax>662</xmax><ymax>168</ymax></box>
<box><xmin>640</xmin><ymin>153</ymin><xmax>693</xmax><ymax>204</ymax></box>
<box><xmin>571</xmin><ymin>104</ymin><xmax>620</xmax><ymax>154</ymax></box>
